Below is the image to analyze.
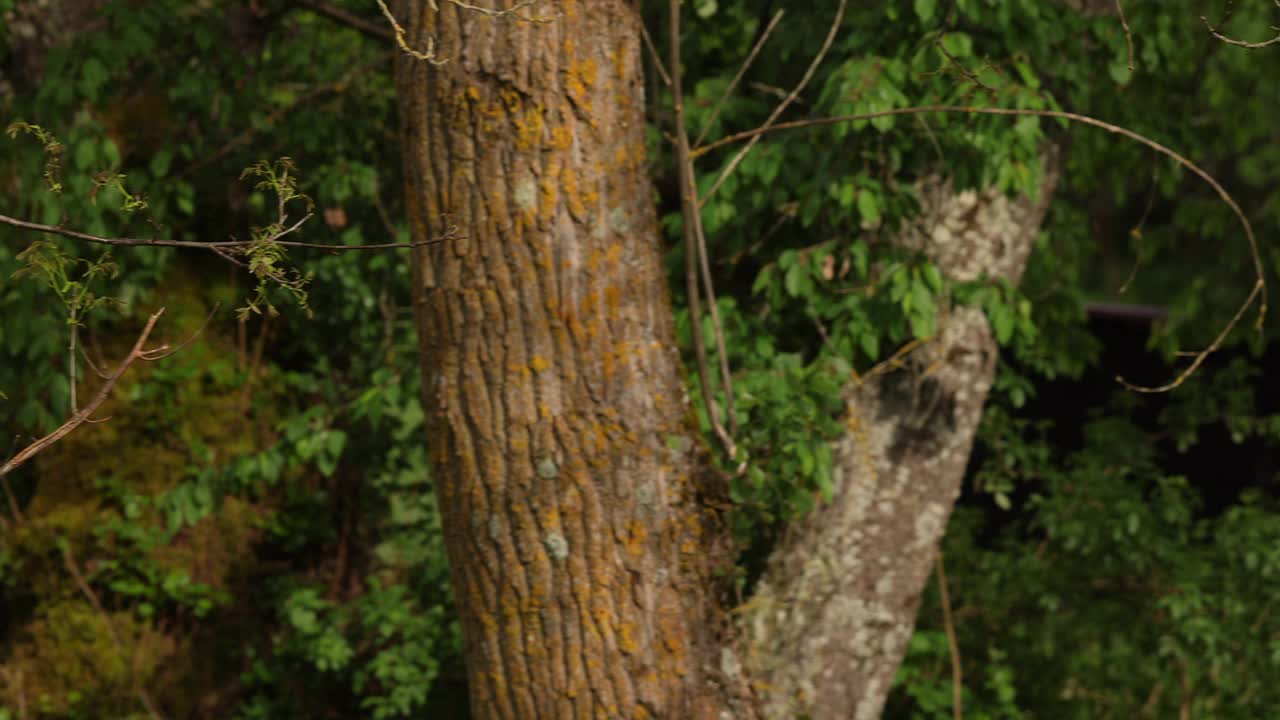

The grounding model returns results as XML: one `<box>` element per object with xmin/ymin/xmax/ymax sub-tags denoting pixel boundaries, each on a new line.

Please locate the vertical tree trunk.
<box><xmin>742</xmin><ymin>162</ymin><xmax>1060</xmax><ymax>720</ymax></box>
<box><xmin>393</xmin><ymin>2</ymin><xmax>737</xmax><ymax>718</ymax></box>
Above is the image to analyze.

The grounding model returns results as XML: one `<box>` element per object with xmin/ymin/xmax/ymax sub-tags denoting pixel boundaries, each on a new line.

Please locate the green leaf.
<box><xmin>149</xmin><ymin>148</ymin><xmax>173</xmax><ymax>177</ymax></box>
<box><xmin>859</xmin><ymin>332</ymin><xmax>880</xmax><ymax>361</ymax></box>
<box><xmin>857</xmin><ymin>189</ymin><xmax>881</xmax><ymax>224</ymax></box>
<box><xmin>73</xmin><ymin>138</ymin><xmax>97</xmax><ymax>171</ymax></box>
<box><xmin>914</xmin><ymin>0</ymin><xmax>937</xmax><ymax>22</ymax></box>
<box><xmin>784</xmin><ymin>261</ymin><xmax>811</xmax><ymax>298</ymax></box>
<box><xmin>990</xmin><ymin>302</ymin><xmax>1015</xmax><ymax>344</ymax></box>
<box><xmin>922</xmin><ymin>264</ymin><xmax>944</xmax><ymax>294</ymax></box>
<box><xmin>1108</xmin><ymin>58</ymin><xmax>1132</xmax><ymax>86</ymax></box>
<box><xmin>940</xmin><ymin>32</ymin><xmax>973</xmax><ymax>58</ymax></box>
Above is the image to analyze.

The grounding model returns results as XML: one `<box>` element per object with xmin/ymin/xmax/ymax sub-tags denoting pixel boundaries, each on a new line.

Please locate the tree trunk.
<box><xmin>741</xmin><ymin>161</ymin><xmax>1061</xmax><ymax>720</ymax></box>
<box><xmin>393</xmin><ymin>2</ymin><xmax>739</xmax><ymax>718</ymax></box>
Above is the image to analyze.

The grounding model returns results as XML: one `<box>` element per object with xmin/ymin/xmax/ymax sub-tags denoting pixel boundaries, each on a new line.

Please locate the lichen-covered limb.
<box><xmin>741</xmin><ymin>155</ymin><xmax>1060</xmax><ymax>720</ymax></box>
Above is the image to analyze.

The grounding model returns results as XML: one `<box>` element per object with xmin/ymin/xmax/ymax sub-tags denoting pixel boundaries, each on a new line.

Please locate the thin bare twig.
<box><xmin>296</xmin><ymin>0</ymin><xmax>394</xmax><ymax>42</ymax></box>
<box><xmin>936</xmin><ymin>553</ymin><xmax>963</xmax><ymax>720</ymax></box>
<box><xmin>1201</xmin><ymin>0</ymin><xmax>1280</xmax><ymax>48</ymax></box>
<box><xmin>374</xmin><ymin>0</ymin><xmax>546</xmax><ymax>65</ymax></box>
<box><xmin>1</xmin><ymin>470</ymin><xmax>23</xmax><ymax>524</ymax></box>
<box><xmin>669</xmin><ymin>0</ymin><xmax>736</xmax><ymax>459</ymax></box>
<box><xmin>692</xmin><ymin>10</ymin><xmax>785</xmax><ymax>148</ymax></box>
<box><xmin>638</xmin><ymin>17</ymin><xmax>672</xmax><ymax>87</ymax></box>
<box><xmin>698</xmin><ymin>0</ymin><xmax>848</xmax><ymax>209</ymax></box>
<box><xmin>1118</xmin><ymin>160</ymin><xmax>1161</xmax><ymax>295</ymax></box>
<box><xmin>1116</xmin><ymin>0</ymin><xmax>1135</xmax><ymax>71</ymax></box>
<box><xmin>0</xmin><ymin>211</ymin><xmax>453</xmax><ymax>251</ymax></box>
<box><xmin>693</xmin><ymin>104</ymin><xmax>1264</xmax><ymax>393</ymax></box>
<box><xmin>144</xmin><ymin>302</ymin><xmax>222</xmax><ymax>361</ymax></box>
<box><xmin>1</xmin><ymin>310</ymin><xmax>166</xmax><ymax>478</ymax></box>
<box><xmin>69</xmin><ymin>321</ymin><xmax>78</xmax><ymax>413</ymax></box>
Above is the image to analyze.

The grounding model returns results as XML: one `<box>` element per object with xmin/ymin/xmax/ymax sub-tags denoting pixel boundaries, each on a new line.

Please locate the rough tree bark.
<box><xmin>394</xmin><ymin>2</ymin><xmax>1063</xmax><ymax>719</ymax></box>
<box><xmin>741</xmin><ymin>162</ymin><xmax>1060</xmax><ymax>720</ymax></box>
<box><xmin>393</xmin><ymin>2</ymin><xmax>741</xmax><ymax>718</ymax></box>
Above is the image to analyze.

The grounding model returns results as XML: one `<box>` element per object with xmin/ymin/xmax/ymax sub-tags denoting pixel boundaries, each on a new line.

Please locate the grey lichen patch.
<box><xmin>607</xmin><ymin>206</ymin><xmax>631</xmax><ymax>234</ymax></box>
<box><xmin>719</xmin><ymin>646</ymin><xmax>742</xmax><ymax>680</ymax></box>
<box><xmin>535</xmin><ymin>457</ymin><xmax>559</xmax><ymax>479</ymax></box>
<box><xmin>542</xmin><ymin>532</ymin><xmax>569</xmax><ymax>561</ymax></box>
<box><xmin>488</xmin><ymin>513</ymin><xmax>504</xmax><ymax>541</ymax></box>
<box><xmin>634</xmin><ymin>481</ymin><xmax>657</xmax><ymax>512</ymax></box>
<box><xmin>912</xmin><ymin>502</ymin><xmax>947</xmax><ymax>549</ymax></box>
<box><xmin>514</xmin><ymin>177</ymin><xmax>537</xmax><ymax>211</ymax></box>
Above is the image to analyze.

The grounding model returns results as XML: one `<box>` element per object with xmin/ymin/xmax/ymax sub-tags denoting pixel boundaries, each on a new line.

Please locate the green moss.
<box><xmin>2</xmin><ymin>265</ymin><xmax>285</xmax><ymax>715</ymax></box>
<box><xmin>1</xmin><ymin>600</ymin><xmax>172</xmax><ymax>718</ymax></box>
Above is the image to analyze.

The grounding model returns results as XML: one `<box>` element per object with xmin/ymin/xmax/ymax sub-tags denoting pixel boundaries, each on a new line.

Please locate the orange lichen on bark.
<box><xmin>395</xmin><ymin>2</ymin><xmax>736</xmax><ymax>716</ymax></box>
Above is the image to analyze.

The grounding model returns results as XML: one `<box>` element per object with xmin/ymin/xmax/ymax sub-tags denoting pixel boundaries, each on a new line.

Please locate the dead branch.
<box><xmin>296</xmin><ymin>0</ymin><xmax>394</xmax><ymax>42</ymax></box>
<box><xmin>692</xmin><ymin>10</ymin><xmax>785</xmax><ymax>148</ymax></box>
<box><xmin>1202</xmin><ymin>0</ymin><xmax>1280</xmax><ymax>48</ymax></box>
<box><xmin>669</xmin><ymin>0</ymin><xmax>736</xmax><ymax>459</ymax></box>
<box><xmin>0</xmin><ymin>210</ymin><xmax>454</xmax><ymax>251</ymax></box>
<box><xmin>698</xmin><ymin>0</ymin><xmax>848</xmax><ymax>209</ymax></box>
<box><xmin>1</xmin><ymin>309</ymin><xmax>166</xmax><ymax>478</ymax></box>
<box><xmin>936</xmin><ymin>553</ymin><xmax>963</xmax><ymax>720</ymax></box>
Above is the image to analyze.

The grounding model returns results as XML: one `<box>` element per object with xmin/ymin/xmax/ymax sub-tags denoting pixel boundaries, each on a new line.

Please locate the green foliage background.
<box><xmin>2</xmin><ymin>0</ymin><xmax>1279</xmax><ymax>717</ymax></box>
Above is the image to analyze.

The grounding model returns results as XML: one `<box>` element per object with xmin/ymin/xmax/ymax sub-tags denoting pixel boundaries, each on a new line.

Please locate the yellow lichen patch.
<box><xmin>540</xmin><ymin>176</ymin><xmax>560</xmax><ymax>223</ymax></box>
<box><xmin>561</xmin><ymin>166</ymin><xmax>588</xmax><ymax>219</ymax></box>
<box><xmin>623</xmin><ymin>519</ymin><xmax>648</xmax><ymax>559</ymax></box>
<box><xmin>657</xmin><ymin>608</ymin><xmax>688</xmax><ymax>657</ymax></box>
<box><xmin>541</xmin><ymin>506</ymin><xmax>562</xmax><ymax>528</ymax></box>
<box><xmin>605</xmin><ymin>242</ymin><xmax>623</xmax><ymax>266</ymax></box>
<box><xmin>593</xmin><ymin>604</ymin><xmax>616</xmax><ymax>632</ymax></box>
<box><xmin>601</xmin><ymin>347</ymin><xmax>616</xmax><ymax>384</ymax></box>
<box><xmin>498</xmin><ymin>86</ymin><xmax>523</xmax><ymax>112</ymax></box>
<box><xmin>618</xmin><ymin>621</ymin><xmax>639</xmax><ymax>654</ymax></box>
<box><xmin>610</xmin><ymin>44</ymin><xmax>629</xmax><ymax>84</ymax></box>
<box><xmin>531</xmin><ymin>355</ymin><xmax>550</xmax><ymax>372</ymax></box>
<box><xmin>549</xmin><ymin>124</ymin><xmax>574</xmax><ymax>150</ymax></box>
<box><xmin>513</xmin><ymin>104</ymin><xmax>545</xmax><ymax>151</ymax></box>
